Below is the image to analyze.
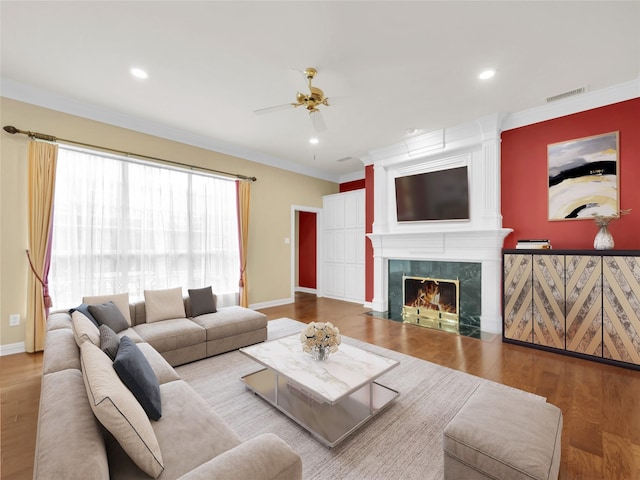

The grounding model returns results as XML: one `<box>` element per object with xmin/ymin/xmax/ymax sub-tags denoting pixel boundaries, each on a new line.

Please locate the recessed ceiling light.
<box><xmin>130</xmin><ymin>67</ymin><xmax>148</xmax><ymax>79</ymax></box>
<box><xmin>309</xmin><ymin>137</ymin><xmax>319</xmax><ymax>145</ymax></box>
<box><xmin>406</xmin><ymin>128</ymin><xmax>420</xmax><ymax>136</ymax></box>
<box><xmin>478</xmin><ymin>69</ymin><xmax>496</xmax><ymax>80</ymax></box>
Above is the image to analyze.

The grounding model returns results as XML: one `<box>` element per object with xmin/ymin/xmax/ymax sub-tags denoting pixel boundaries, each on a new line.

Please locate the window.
<box><xmin>50</xmin><ymin>145</ymin><xmax>240</xmax><ymax>309</ymax></box>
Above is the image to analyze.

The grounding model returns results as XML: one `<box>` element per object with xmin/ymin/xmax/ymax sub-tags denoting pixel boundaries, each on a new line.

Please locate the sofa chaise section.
<box><xmin>190</xmin><ymin>306</ymin><xmax>267</xmax><ymax>357</ymax></box>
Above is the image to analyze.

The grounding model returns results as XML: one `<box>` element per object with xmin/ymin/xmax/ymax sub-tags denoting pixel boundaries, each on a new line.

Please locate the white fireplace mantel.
<box><xmin>363</xmin><ymin>114</ymin><xmax>512</xmax><ymax>334</ymax></box>
<box><xmin>367</xmin><ymin>229</ymin><xmax>512</xmax><ymax>334</ymax></box>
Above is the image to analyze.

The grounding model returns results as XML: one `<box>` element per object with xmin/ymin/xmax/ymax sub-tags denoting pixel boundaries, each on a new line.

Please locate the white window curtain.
<box><xmin>50</xmin><ymin>145</ymin><xmax>240</xmax><ymax>309</ymax></box>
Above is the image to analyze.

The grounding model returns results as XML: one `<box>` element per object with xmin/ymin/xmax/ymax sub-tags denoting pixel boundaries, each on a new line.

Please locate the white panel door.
<box><xmin>322</xmin><ymin>190</ymin><xmax>365</xmax><ymax>303</ymax></box>
<box><xmin>344</xmin><ymin>192</ymin><xmax>359</xmax><ymax>228</ymax></box>
<box><xmin>344</xmin><ymin>264</ymin><xmax>363</xmax><ymax>302</ymax></box>
<box><xmin>344</xmin><ymin>229</ymin><xmax>360</xmax><ymax>264</ymax></box>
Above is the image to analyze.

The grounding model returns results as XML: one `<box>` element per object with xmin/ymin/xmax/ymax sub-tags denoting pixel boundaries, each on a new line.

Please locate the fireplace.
<box><xmin>402</xmin><ymin>275</ymin><xmax>460</xmax><ymax>332</ymax></box>
<box><xmin>364</xmin><ymin>114</ymin><xmax>513</xmax><ymax>334</ymax></box>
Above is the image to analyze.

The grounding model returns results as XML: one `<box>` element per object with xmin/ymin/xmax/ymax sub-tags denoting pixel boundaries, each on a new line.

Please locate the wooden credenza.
<box><xmin>503</xmin><ymin>250</ymin><xmax>640</xmax><ymax>369</ymax></box>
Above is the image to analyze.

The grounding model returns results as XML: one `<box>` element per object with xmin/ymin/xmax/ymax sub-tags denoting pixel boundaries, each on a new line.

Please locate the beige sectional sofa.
<box><xmin>34</xmin><ymin>290</ymin><xmax>302</xmax><ymax>480</ymax></box>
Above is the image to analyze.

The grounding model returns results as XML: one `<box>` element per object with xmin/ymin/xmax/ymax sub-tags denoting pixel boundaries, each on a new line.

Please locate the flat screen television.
<box><xmin>395</xmin><ymin>166</ymin><xmax>470</xmax><ymax>222</ymax></box>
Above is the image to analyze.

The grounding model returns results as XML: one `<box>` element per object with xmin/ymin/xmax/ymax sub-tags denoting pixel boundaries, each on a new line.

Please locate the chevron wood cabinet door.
<box><xmin>565</xmin><ymin>255</ymin><xmax>603</xmax><ymax>357</ymax></box>
<box><xmin>503</xmin><ymin>253</ymin><xmax>533</xmax><ymax>343</ymax></box>
<box><xmin>532</xmin><ymin>254</ymin><xmax>565</xmax><ymax>349</ymax></box>
<box><xmin>602</xmin><ymin>256</ymin><xmax>640</xmax><ymax>365</ymax></box>
<box><xmin>503</xmin><ymin>250</ymin><xmax>640</xmax><ymax>370</ymax></box>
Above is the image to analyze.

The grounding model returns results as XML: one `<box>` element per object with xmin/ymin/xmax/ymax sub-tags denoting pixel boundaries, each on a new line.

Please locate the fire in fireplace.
<box><xmin>402</xmin><ymin>275</ymin><xmax>460</xmax><ymax>332</ymax></box>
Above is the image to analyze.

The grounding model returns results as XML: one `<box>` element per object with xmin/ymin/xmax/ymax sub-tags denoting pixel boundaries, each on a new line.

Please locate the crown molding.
<box><xmin>0</xmin><ymin>77</ymin><xmax>340</xmax><ymax>183</ymax></box>
<box><xmin>501</xmin><ymin>78</ymin><xmax>640</xmax><ymax>131</ymax></box>
<box><xmin>338</xmin><ymin>170</ymin><xmax>365</xmax><ymax>184</ymax></box>
<box><xmin>3</xmin><ymin>77</ymin><xmax>637</xmax><ymax>183</ymax></box>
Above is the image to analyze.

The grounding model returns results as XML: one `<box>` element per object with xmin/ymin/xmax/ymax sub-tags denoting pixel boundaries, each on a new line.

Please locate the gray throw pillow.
<box><xmin>99</xmin><ymin>324</ymin><xmax>120</xmax><ymax>361</ymax></box>
<box><xmin>188</xmin><ymin>286</ymin><xmax>217</xmax><ymax>317</ymax></box>
<box><xmin>89</xmin><ymin>301</ymin><xmax>129</xmax><ymax>333</ymax></box>
<box><xmin>113</xmin><ymin>336</ymin><xmax>162</xmax><ymax>421</ymax></box>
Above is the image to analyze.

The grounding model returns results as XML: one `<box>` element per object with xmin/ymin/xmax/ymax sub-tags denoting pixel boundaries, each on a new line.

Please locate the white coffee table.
<box><xmin>240</xmin><ymin>334</ymin><xmax>399</xmax><ymax>447</ymax></box>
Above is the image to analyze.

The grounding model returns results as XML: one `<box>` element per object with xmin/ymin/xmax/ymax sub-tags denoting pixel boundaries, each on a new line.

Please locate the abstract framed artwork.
<box><xmin>548</xmin><ymin>131</ymin><xmax>619</xmax><ymax>221</ymax></box>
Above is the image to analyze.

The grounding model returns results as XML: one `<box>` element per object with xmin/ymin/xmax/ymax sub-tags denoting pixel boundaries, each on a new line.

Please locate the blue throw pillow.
<box><xmin>113</xmin><ymin>336</ymin><xmax>162</xmax><ymax>420</ymax></box>
<box><xmin>69</xmin><ymin>303</ymin><xmax>99</xmax><ymax>328</ymax></box>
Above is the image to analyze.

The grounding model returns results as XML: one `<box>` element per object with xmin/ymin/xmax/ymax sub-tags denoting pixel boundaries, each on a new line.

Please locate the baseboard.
<box><xmin>322</xmin><ymin>294</ymin><xmax>367</xmax><ymax>305</ymax></box>
<box><xmin>250</xmin><ymin>297</ymin><xmax>294</xmax><ymax>310</ymax></box>
<box><xmin>0</xmin><ymin>342</ymin><xmax>26</xmax><ymax>356</ymax></box>
<box><xmin>295</xmin><ymin>287</ymin><xmax>317</xmax><ymax>295</ymax></box>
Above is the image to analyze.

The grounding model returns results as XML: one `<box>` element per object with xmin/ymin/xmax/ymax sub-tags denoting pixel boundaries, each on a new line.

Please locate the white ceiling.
<box><xmin>1</xmin><ymin>1</ymin><xmax>639</xmax><ymax>182</ymax></box>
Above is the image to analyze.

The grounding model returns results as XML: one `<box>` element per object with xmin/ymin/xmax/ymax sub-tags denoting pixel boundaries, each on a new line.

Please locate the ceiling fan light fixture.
<box><xmin>255</xmin><ymin>67</ymin><xmax>330</xmax><ymax>131</ymax></box>
<box><xmin>309</xmin><ymin>137</ymin><xmax>319</xmax><ymax>144</ymax></box>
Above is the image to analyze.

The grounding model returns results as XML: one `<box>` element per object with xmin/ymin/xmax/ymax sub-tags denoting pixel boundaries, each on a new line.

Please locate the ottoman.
<box><xmin>443</xmin><ymin>384</ymin><xmax>562</xmax><ymax>480</ymax></box>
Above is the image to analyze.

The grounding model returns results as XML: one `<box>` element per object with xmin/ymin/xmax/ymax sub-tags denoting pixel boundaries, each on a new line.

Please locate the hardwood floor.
<box><xmin>261</xmin><ymin>293</ymin><xmax>640</xmax><ymax>480</ymax></box>
<box><xmin>1</xmin><ymin>350</ymin><xmax>43</xmax><ymax>480</ymax></box>
<box><xmin>1</xmin><ymin>293</ymin><xmax>639</xmax><ymax>479</ymax></box>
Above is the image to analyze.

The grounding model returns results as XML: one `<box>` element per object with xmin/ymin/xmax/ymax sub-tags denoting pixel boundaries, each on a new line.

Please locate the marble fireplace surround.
<box><xmin>392</xmin><ymin>260</ymin><xmax>478</xmax><ymax>331</ymax></box>
<box><xmin>364</xmin><ymin>114</ymin><xmax>512</xmax><ymax>334</ymax></box>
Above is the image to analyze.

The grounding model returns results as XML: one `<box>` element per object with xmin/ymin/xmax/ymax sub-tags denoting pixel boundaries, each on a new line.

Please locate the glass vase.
<box><xmin>594</xmin><ymin>225</ymin><xmax>614</xmax><ymax>250</ymax></box>
<box><xmin>310</xmin><ymin>346</ymin><xmax>331</xmax><ymax>361</ymax></box>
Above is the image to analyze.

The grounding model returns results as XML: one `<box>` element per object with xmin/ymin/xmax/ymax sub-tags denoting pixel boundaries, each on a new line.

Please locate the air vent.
<box><xmin>336</xmin><ymin>156</ymin><xmax>353</xmax><ymax>163</ymax></box>
<box><xmin>546</xmin><ymin>86</ymin><xmax>588</xmax><ymax>103</ymax></box>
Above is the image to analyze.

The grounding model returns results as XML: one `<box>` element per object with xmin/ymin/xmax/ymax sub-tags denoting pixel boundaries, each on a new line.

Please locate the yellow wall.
<box><xmin>0</xmin><ymin>97</ymin><xmax>339</xmax><ymax>348</ymax></box>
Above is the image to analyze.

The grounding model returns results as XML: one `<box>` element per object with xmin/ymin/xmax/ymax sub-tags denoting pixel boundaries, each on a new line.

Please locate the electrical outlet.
<box><xmin>9</xmin><ymin>314</ymin><xmax>20</xmax><ymax>327</ymax></box>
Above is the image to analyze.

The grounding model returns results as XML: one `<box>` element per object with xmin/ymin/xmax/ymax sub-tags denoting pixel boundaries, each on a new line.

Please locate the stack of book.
<box><xmin>516</xmin><ymin>239</ymin><xmax>552</xmax><ymax>249</ymax></box>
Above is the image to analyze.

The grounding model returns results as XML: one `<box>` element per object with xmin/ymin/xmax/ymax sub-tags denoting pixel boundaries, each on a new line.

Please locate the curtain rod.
<box><xmin>2</xmin><ymin>125</ymin><xmax>257</xmax><ymax>182</ymax></box>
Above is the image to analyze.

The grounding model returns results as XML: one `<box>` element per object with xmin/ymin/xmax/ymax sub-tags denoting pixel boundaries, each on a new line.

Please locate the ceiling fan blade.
<box><xmin>254</xmin><ymin>103</ymin><xmax>296</xmax><ymax>115</ymax></box>
<box><xmin>310</xmin><ymin>110</ymin><xmax>327</xmax><ymax>132</ymax></box>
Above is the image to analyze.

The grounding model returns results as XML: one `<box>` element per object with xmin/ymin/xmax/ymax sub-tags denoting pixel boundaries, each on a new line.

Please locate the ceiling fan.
<box><xmin>254</xmin><ymin>67</ymin><xmax>329</xmax><ymax>132</ymax></box>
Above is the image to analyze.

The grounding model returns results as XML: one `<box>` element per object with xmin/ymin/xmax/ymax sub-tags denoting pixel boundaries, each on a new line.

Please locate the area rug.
<box><xmin>176</xmin><ymin>318</ymin><xmax>542</xmax><ymax>480</ymax></box>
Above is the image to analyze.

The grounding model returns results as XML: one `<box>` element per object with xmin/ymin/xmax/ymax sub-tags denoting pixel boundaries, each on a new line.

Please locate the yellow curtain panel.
<box><xmin>26</xmin><ymin>140</ymin><xmax>58</xmax><ymax>352</ymax></box>
<box><xmin>237</xmin><ymin>180</ymin><xmax>251</xmax><ymax>308</ymax></box>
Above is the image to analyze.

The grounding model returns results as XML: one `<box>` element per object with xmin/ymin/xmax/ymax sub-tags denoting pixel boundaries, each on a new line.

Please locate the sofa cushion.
<box><xmin>117</xmin><ymin>327</ymin><xmax>145</xmax><ymax>343</ymax></box>
<box><xmin>69</xmin><ymin>303</ymin><xmax>99</xmax><ymax>327</ymax></box>
<box><xmin>188</xmin><ymin>286</ymin><xmax>217</xmax><ymax>316</ymax></box>
<box><xmin>80</xmin><ymin>341</ymin><xmax>164</xmax><ymax>478</ymax></box>
<box><xmin>107</xmin><ymin>379</ymin><xmax>242</xmax><ymax>480</ymax></box>
<box><xmin>144</xmin><ymin>287</ymin><xmax>186</xmax><ymax>323</ymax></box>
<box><xmin>178</xmin><ymin>433</ymin><xmax>303</xmax><ymax>480</ymax></box>
<box><xmin>191</xmin><ymin>306</ymin><xmax>267</xmax><ymax>340</ymax></box>
<box><xmin>89</xmin><ymin>301</ymin><xmax>130</xmax><ymax>333</ymax></box>
<box><xmin>99</xmin><ymin>324</ymin><xmax>120</xmax><ymax>361</ymax></box>
<box><xmin>46</xmin><ymin>311</ymin><xmax>73</xmax><ymax>331</ymax></box>
<box><xmin>43</xmin><ymin>328</ymin><xmax>81</xmax><ymax>374</ymax></box>
<box><xmin>83</xmin><ymin>292</ymin><xmax>132</xmax><ymax>326</ymax></box>
<box><xmin>34</xmin><ymin>369</ymin><xmax>109</xmax><ymax>480</ymax></box>
<box><xmin>71</xmin><ymin>310</ymin><xmax>100</xmax><ymax>346</ymax></box>
<box><xmin>133</xmin><ymin>318</ymin><xmax>206</xmax><ymax>353</ymax></box>
<box><xmin>136</xmin><ymin>342</ymin><xmax>181</xmax><ymax>385</ymax></box>
<box><xmin>113</xmin><ymin>336</ymin><xmax>162</xmax><ymax>421</ymax></box>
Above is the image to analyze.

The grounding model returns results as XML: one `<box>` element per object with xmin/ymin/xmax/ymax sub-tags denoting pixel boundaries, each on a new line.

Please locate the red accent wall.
<box><xmin>365</xmin><ymin>165</ymin><xmax>374</xmax><ymax>302</ymax></box>
<box><xmin>501</xmin><ymin>98</ymin><xmax>640</xmax><ymax>250</ymax></box>
<box><xmin>298</xmin><ymin>211</ymin><xmax>317</xmax><ymax>289</ymax></box>
<box><xmin>340</xmin><ymin>179</ymin><xmax>365</xmax><ymax>192</ymax></box>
